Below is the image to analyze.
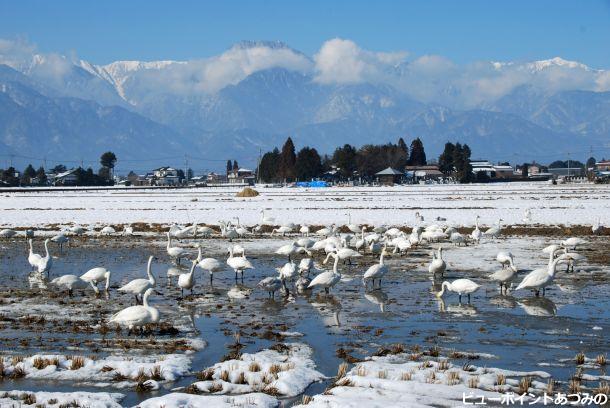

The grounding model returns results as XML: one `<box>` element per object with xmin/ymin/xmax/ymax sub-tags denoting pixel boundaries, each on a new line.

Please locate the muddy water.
<box><xmin>0</xmin><ymin>235</ymin><xmax>608</xmax><ymax>406</ymax></box>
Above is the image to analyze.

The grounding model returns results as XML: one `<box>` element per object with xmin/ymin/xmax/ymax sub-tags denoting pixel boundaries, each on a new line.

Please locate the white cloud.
<box><xmin>313</xmin><ymin>38</ymin><xmax>407</xmax><ymax>84</ymax></box>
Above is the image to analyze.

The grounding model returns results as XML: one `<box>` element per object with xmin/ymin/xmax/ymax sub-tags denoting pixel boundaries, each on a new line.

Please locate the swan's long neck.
<box><xmin>166</xmin><ymin>234</ymin><xmax>172</xmax><ymax>248</ymax></box>
<box><xmin>197</xmin><ymin>247</ymin><xmax>202</xmax><ymax>262</ymax></box>
<box><xmin>188</xmin><ymin>262</ymin><xmax>196</xmax><ymax>277</ymax></box>
<box><xmin>323</xmin><ymin>252</ymin><xmax>332</xmax><ymax>264</ymax></box>
<box><xmin>104</xmin><ymin>272</ymin><xmax>111</xmax><ymax>290</ymax></box>
<box><xmin>333</xmin><ymin>255</ymin><xmax>340</xmax><ymax>275</ymax></box>
<box><xmin>44</xmin><ymin>240</ymin><xmax>50</xmax><ymax>258</ymax></box>
<box><xmin>142</xmin><ymin>290</ymin><xmax>150</xmax><ymax>307</ymax></box>
<box><xmin>361</xmin><ymin>228</ymin><xmax>365</xmax><ymax>239</ymax></box>
<box><xmin>147</xmin><ymin>257</ymin><xmax>155</xmax><ymax>284</ymax></box>
<box><xmin>548</xmin><ymin>257</ymin><xmax>562</xmax><ymax>277</ymax></box>
<box><xmin>475</xmin><ymin>217</ymin><xmax>479</xmax><ymax>229</ymax></box>
<box><xmin>379</xmin><ymin>251</ymin><xmax>385</xmax><ymax>266</ymax></box>
<box><xmin>228</xmin><ymin>248</ymin><xmax>234</xmax><ymax>259</ymax></box>
<box><xmin>29</xmin><ymin>239</ymin><xmax>34</xmax><ymax>255</ymax></box>
<box><xmin>437</xmin><ymin>247</ymin><xmax>443</xmax><ymax>260</ymax></box>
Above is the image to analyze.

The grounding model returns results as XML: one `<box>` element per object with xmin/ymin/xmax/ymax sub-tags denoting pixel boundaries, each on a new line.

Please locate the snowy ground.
<box><xmin>1</xmin><ymin>182</ymin><xmax>608</xmax><ymax>228</ymax></box>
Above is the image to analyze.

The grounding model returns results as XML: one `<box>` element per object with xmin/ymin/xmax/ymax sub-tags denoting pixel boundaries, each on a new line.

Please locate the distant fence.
<box><xmin>0</xmin><ymin>183</ymin><xmax>247</xmax><ymax>193</ymax></box>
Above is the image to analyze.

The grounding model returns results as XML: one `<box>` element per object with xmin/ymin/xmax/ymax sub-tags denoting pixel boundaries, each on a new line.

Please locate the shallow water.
<box><xmin>0</xmin><ymin>235</ymin><xmax>608</xmax><ymax>406</ymax></box>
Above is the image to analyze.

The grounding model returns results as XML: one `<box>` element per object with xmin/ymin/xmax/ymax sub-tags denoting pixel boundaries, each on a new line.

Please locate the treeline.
<box><xmin>0</xmin><ymin>151</ymin><xmax>117</xmax><ymax>187</ymax></box>
<box><xmin>257</xmin><ymin>137</ymin><xmax>428</xmax><ymax>183</ymax></box>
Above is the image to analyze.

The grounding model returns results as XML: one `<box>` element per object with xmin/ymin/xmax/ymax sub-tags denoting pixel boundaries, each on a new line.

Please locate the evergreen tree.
<box><xmin>295</xmin><ymin>147</ymin><xmax>323</xmax><ymax>181</ymax></box>
<box><xmin>453</xmin><ymin>143</ymin><xmax>474</xmax><ymax>183</ymax></box>
<box><xmin>408</xmin><ymin>138</ymin><xmax>427</xmax><ymax>165</ymax></box>
<box><xmin>233</xmin><ymin>160</ymin><xmax>239</xmax><ymax>171</ymax></box>
<box><xmin>52</xmin><ymin>164</ymin><xmax>67</xmax><ymax>174</ymax></box>
<box><xmin>586</xmin><ymin>157</ymin><xmax>596</xmax><ymax>169</ymax></box>
<box><xmin>0</xmin><ymin>167</ymin><xmax>19</xmax><ymax>186</ymax></box>
<box><xmin>398</xmin><ymin>138</ymin><xmax>409</xmax><ymax>157</ymax></box>
<box><xmin>438</xmin><ymin>142</ymin><xmax>456</xmax><ymax>175</ymax></box>
<box><xmin>522</xmin><ymin>163</ymin><xmax>529</xmax><ymax>178</ymax></box>
<box><xmin>187</xmin><ymin>168</ymin><xmax>194</xmax><ymax>180</ymax></box>
<box><xmin>226</xmin><ymin>160</ymin><xmax>233</xmax><ymax>174</ymax></box>
<box><xmin>258</xmin><ymin>148</ymin><xmax>281</xmax><ymax>183</ymax></box>
<box><xmin>177</xmin><ymin>169</ymin><xmax>185</xmax><ymax>182</ymax></box>
<box><xmin>100</xmin><ymin>151</ymin><xmax>117</xmax><ymax>169</ymax></box>
<box><xmin>332</xmin><ymin>144</ymin><xmax>358</xmax><ymax>179</ymax></box>
<box><xmin>22</xmin><ymin>164</ymin><xmax>36</xmax><ymax>185</ymax></box>
<box><xmin>36</xmin><ymin>166</ymin><xmax>47</xmax><ymax>185</ymax></box>
<box><xmin>98</xmin><ymin>167</ymin><xmax>111</xmax><ymax>181</ymax></box>
<box><xmin>278</xmin><ymin>137</ymin><xmax>297</xmax><ymax>182</ymax></box>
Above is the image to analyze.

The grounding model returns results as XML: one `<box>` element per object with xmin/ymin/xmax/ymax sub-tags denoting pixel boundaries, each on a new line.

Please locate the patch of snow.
<box><xmin>137</xmin><ymin>392</ymin><xmax>278</xmax><ymax>408</ymax></box>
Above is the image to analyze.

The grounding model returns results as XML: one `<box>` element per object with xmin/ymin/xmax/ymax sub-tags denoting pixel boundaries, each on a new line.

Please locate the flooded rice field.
<box><xmin>0</xmin><ymin>228</ymin><xmax>608</xmax><ymax>407</ymax></box>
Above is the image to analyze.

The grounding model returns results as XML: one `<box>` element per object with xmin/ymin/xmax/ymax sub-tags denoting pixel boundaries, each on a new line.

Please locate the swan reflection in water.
<box><xmin>517</xmin><ymin>297</ymin><xmax>557</xmax><ymax>317</ymax></box>
<box><xmin>310</xmin><ymin>295</ymin><xmax>342</xmax><ymax>327</ymax></box>
<box><xmin>364</xmin><ymin>289</ymin><xmax>388</xmax><ymax>313</ymax></box>
<box><xmin>489</xmin><ymin>294</ymin><xmax>518</xmax><ymax>309</ymax></box>
<box><xmin>437</xmin><ymin>298</ymin><xmax>478</xmax><ymax>316</ymax></box>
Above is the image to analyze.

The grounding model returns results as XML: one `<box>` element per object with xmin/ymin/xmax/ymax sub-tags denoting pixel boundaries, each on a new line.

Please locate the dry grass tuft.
<box><xmin>437</xmin><ymin>359</ymin><xmax>450</xmax><ymax>371</ymax></box>
<box><xmin>268</xmin><ymin>364</ymin><xmax>281</xmax><ymax>377</ymax></box>
<box><xmin>301</xmin><ymin>395</ymin><xmax>313</xmax><ymax>405</ymax></box>
<box><xmin>112</xmin><ymin>371</ymin><xmax>128</xmax><ymax>382</ymax></box>
<box><xmin>420</xmin><ymin>360</ymin><xmax>433</xmax><ymax>369</ymax></box>
<box><xmin>21</xmin><ymin>393</ymin><xmax>36</xmax><ymax>405</ymax></box>
<box><xmin>195</xmin><ymin>368</ymin><xmax>214</xmax><ymax>381</ymax></box>
<box><xmin>135</xmin><ymin>380</ymin><xmax>154</xmax><ymax>393</ymax></box>
<box><xmin>495</xmin><ymin>374</ymin><xmax>506</xmax><ymax>386</ymax></box>
<box><xmin>595</xmin><ymin>381</ymin><xmax>609</xmax><ymax>396</ymax></box>
<box><xmin>264</xmin><ymin>386</ymin><xmax>281</xmax><ymax>396</ymax></box>
<box><xmin>219</xmin><ymin>370</ymin><xmax>229</xmax><ymax>382</ymax></box>
<box><xmin>149</xmin><ymin>365</ymin><xmax>164</xmax><ymax>381</ymax></box>
<box><xmin>518</xmin><ymin>377</ymin><xmax>532</xmax><ymax>395</ymax></box>
<box><xmin>11</xmin><ymin>356</ymin><xmax>24</xmax><ymax>365</ymax></box>
<box><xmin>446</xmin><ymin>371</ymin><xmax>460</xmax><ymax>385</ymax></box>
<box><xmin>335</xmin><ymin>377</ymin><xmax>353</xmax><ymax>387</ymax></box>
<box><xmin>468</xmin><ymin>376</ymin><xmax>479</xmax><ymax>389</ymax></box>
<box><xmin>101</xmin><ymin>365</ymin><xmax>114</xmax><ymax>372</ymax></box>
<box><xmin>235</xmin><ymin>372</ymin><xmax>247</xmax><ymax>385</ymax></box>
<box><xmin>428</xmin><ymin>346</ymin><xmax>440</xmax><ymax>357</ymax></box>
<box><xmin>10</xmin><ymin>365</ymin><xmax>26</xmax><ymax>379</ymax></box>
<box><xmin>596</xmin><ymin>353</ymin><xmax>607</xmax><ymax>366</ymax></box>
<box><xmin>568</xmin><ymin>379</ymin><xmax>581</xmax><ymax>394</ymax></box>
<box><xmin>248</xmin><ymin>362</ymin><xmax>261</xmax><ymax>372</ymax></box>
<box><xmin>337</xmin><ymin>362</ymin><xmax>348</xmax><ymax>379</ymax></box>
<box><xmin>377</xmin><ymin>369</ymin><xmax>388</xmax><ymax>379</ymax></box>
<box><xmin>236</xmin><ymin>187</ymin><xmax>260</xmax><ymax>198</ymax></box>
<box><xmin>0</xmin><ymin>360</ymin><xmax>4</xmax><ymax>378</ymax></box>
<box><xmin>400</xmin><ymin>371</ymin><xmax>412</xmax><ymax>381</ymax></box>
<box><xmin>32</xmin><ymin>357</ymin><xmax>49</xmax><ymax>370</ymax></box>
<box><xmin>69</xmin><ymin>356</ymin><xmax>85</xmax><ymax>370</ymax></box>
<box><xmin>208</xmin><ymin>382</ymin><xmax>223</xmax><ymax>393</ymax></box>
<box><xmin>546</xmin><ymin>378</ymin><xmax>555</xmax><ymax>395</ymax></box>
<box><xmin>356</xmin><ymin>365</ymin><xmax>367</xmax><ymax>377</ymax></box>
<box><xmin>426</xmin><ymin>371</ymin><xmax>436</xmax><ymax>383</ymax></box>
<box><xmin>574</xmin><ymin>352</ymin><xmax>586</xmax><ymax>365</ymax></box>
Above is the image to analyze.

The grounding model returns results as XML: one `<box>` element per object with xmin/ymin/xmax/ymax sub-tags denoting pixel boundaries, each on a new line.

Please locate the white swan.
<box><xmin>0</xmin><ymin>228</ymin><xmax>17</xmax><ymax>238</ymax></box>
<box><xmin>484</xmin><ymin>218</ymin><xmax>503</xmax><ymax>239</ymax></box>
<box><xmin>166</xmin><ymin>266</ymin><xmax>186</xmax><ymax>287</ymax></box>
<box><xmin>194</xmin><ymin>246</ymin><xmax>223</xmax><ymax>285</ymax></box>
<box><xmin>298</xmin><ymin>258</ymin><xmax>313</xmax><ymax>276</ymax></box>
<box><xmin>27</xmin><ymin>239</ymin><xmax>42</xmax><ymax>271</ymax></box>
<box><xmin>346</xmin><ymin>214</ymin><xmax>361</xmax><ymax>234</ymax></box>
<box><xmin>37</xmin><ymin>239</ymin><xmax>53</xmax><ymax>276</ymax></box>
<box><xmin>557</xmin><ymin>249</ymin><xmax>586</xmax><ymax>273</ymax></box>
<box><xmin>489</xmin><ymin>267</ymin><xmax>517</xmax><ymax>294</ymax></box>
<box><xmin>515</xmin><ymin>255</ymin><xmax>566</xmax><ymax>296</ymax></box>
<box><xmin>166</xmin><ymin>232</ymin><xmax>187</xmax><ymax>264</ymax></box>
<box><xmin>592</xmin><ymin>218</ymin><xmax>602</xmax><ymax>234</ymax></box>
<box><xmin>69</xmin><ymin>226</ymin><xmax>86</xmax><ymax>235</ymax></box>
<box><xmin>100</xmin><ymin>226</ymin><xmax>115</xmax><ymax>235</ymax></box>
<box><xmin>178</xmin><ymin>260</ymin><xmax>197</xmax><ymax>296</ymax></box>
<box><xmin>324</xmin><ymin>247</ymin><xmax>362</xmax><ymax>266</ymax></box>
<box><xmin>258</xmin><ymin>276</ymin><xmax>283</xmax><ymax>298</ymax></box>
<box><xmin>428</xmin><ymin>247</ymin><xmax>446</xmax><ymax>277</ymax></box>
<box><xmin>227</xmin><ymin>248</ymin><xmax>254</xmax><ymax>281</ymax></box>
<box><xmin>436</xmin><ymin>279</ymin><xmax>480</xmax><ymax>303</ymax></box>
<box><xmin>276</xmin><ymin>242</ymin><xmax>310</xmax><ymax>261</ymax></box>
<box><xmin>308</xmin><ymin>252</ymin><xmax>341</xmax><ymax>294</ymax></box>
<box><xmin>51</xmin><ymin>233</ymin><xmax>69</xmax><ymax>253</ymax></box>
<box><xmin>51</xmin><ymin>274</ymin><xmax>88</xmax><ymax>296</ymax></box>
<box><xmin>496</xmin><ymin>251</ymin><xmax>516</xmax><ymax>270</ymax></box>
<box><xmin>123</xmin><ymin>225</ymin><xmax>134</xmax><ymax>236</ymax></box>
<box><xmin>449</xmin><ymin>232</ymin><xmax>467</xmax><ymax>246</ymax></box>
<box><xmin>299</xmin><ymin>225</ymin><xmax>310</xmax><ymax>236</ymax></box>
<box><xmin>80</xmin><ymin>267</ymin><xmax>111</xmax><ymax>294</ymax></box>
<box><xmin>260</xmin><ymin>210</ymin><xmax>276</xmax><ymax>226</ymax></box>
<box><xmin>109</xmin><ymin>288</ymin><xmax>160</xmax><ymax>331</ymax></box>
<box><xmin>560</xmin><ymin>237</ymin><xmax>587</xmax><ymax>251</ymax></box>
<box><xmin>118</xmin><ymin>256</ymin><xmax>156</xmax><ymax>304</ymax></box>
<box><xmin>362</xmin><ymin>248</ymin><xmax>389</xmax><ymax>289</ymax></box>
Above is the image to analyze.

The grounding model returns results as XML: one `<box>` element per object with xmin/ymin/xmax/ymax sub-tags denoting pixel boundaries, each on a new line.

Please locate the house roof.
<box><xmin>54</xmin><ymin>169</ymin><xmax>78</xmax><ymax>179</ymax></box>
<box><xmin>376</xmin><ymin>167</ymin><xmax>404</xmax><ymax>175</ymax></box>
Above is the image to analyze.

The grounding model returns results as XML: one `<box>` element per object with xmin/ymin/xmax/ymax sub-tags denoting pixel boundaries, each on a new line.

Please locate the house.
<box><xmin>595</xmin><ymin>160</ymin><xmax>610</xmax><ymax>172</ymax></box>
<box><xmin>404</xmin><ymin>165</ymin><xmax>444</xmax><ymax>182</ymax></box>
<box><xmin>228</xmin><ymin>168</ymin><xmax>255</xmax><ymax>185</ymax></box>
<box><xmin>207</xmin><ymin>172</ymin><xmax>228</xmax><ymax>184</ymax></box>
<box><xmin>470</xmin><ymin>160</ymin><xmax>496</xmax><ymax>178</ymax></box>
<box><xmin>126</xmin><ymin>171</ymin><xmax>151</xmax><ymax>186</ymax></box>
<box><xmin>493</xmin><ymin>165</ymin><xmax>516</xmax><ymax>179</ymax></box>
<box><xmin>152</xmin><ymin>167</ymin><xmax>180</xmax><ymax>186</ymax></box>
<box><xmin>53</xmin><ymin>169</ymin><xmax>79</xmax><ymax>186</ymax></box>
<box><xmin>375</xmin><ymin>167</ymin><xmax>405</xmax><ymax>186</ymax></box>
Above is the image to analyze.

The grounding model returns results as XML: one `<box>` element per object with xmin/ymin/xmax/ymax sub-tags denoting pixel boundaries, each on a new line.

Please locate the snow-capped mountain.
<box><xmin>1</xmin><ymin>38</ymin><xmax>609</xmax><ymax>169</ymax></box>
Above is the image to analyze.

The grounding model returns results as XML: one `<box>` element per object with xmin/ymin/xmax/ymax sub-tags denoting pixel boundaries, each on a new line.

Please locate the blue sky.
<box><xmin>1</xmin><ymin>0</ymin><xmax>609</xmax><ymax>67</ymax></box>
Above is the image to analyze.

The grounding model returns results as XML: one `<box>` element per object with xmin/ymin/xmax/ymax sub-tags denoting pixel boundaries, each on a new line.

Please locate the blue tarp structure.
<box><xmin>296</xmin><ymin>181</ymin><xmax>328</xmax><ymax>188</ymax></box>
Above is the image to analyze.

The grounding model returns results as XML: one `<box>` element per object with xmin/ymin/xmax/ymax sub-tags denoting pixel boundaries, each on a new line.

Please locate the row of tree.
<box><xmin>257</xmin><ymin>137</ymin><xmax>429</xmax><ymax>183</ymax></box>
<box><xmin>0</xmin><ymin>151</ymin><xmax>117</xmax><ymax>187</ymax></box>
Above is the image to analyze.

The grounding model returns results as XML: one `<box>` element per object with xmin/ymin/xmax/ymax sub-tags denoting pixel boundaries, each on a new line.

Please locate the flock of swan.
<box><xmin>4</xmin><ymin>208</ymin><xmax>599</xmax><ymax>332</ymax></box>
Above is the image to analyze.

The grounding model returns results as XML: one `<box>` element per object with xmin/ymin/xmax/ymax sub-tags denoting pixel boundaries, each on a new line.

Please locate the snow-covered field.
<box><xmin>1</xmin><ymin>182</ymin><xmax>608</xmax><ymax>228</ymax></box>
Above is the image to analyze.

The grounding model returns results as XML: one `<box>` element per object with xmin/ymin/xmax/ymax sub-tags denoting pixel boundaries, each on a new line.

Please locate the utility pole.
<box><xmin>567</xmin><ymin>151</ymin><xmax>571</xmax><ymax>177</ymax></box>
<box><xmin>257</xmin><ymin>148</ymin><xmax>262</xmax><ymax>184</ymax></box>
<box><xmin>184</xmin><ymin>153</ymin><xmax>189</xmax><ymax>184</ymax></box>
